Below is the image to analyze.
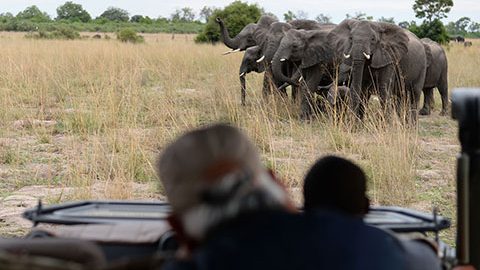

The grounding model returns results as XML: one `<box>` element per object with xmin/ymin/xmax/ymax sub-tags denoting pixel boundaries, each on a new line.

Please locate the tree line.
<box><xmin>0</xmin><ymin>0</ymin><xmax>478</xmax><ymax>42</ymax></box>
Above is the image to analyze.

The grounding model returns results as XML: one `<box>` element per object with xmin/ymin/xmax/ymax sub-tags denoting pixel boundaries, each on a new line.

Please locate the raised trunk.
<box><xmin>217</xmin><ymin>19</ymin><xmax>241</xmax><ymax>49</ymax></box>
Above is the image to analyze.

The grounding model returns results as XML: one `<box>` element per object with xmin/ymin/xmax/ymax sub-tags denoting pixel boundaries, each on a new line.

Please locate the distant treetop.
<box><xmin>56</xmin><ymin>1</ymin><xmax>91</xmax><ymax>22</ymax></box>
<box><xmin>99</xmin><ymin>7</ymin><xmax>130</xmax><ymax>22</ymax></box>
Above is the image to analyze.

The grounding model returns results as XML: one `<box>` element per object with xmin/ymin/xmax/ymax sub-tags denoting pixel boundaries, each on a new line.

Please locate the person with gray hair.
<box><xmin>157</xmin><ymin>123</ymin><xmax>302</xmax><ymax>269</ymax></box>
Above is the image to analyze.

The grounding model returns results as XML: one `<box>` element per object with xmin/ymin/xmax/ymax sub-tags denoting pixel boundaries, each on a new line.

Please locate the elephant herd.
<box><xmin>217</xmin><ymin>16</ymin><xmax>449</xmax><ymax>121</ymax></box>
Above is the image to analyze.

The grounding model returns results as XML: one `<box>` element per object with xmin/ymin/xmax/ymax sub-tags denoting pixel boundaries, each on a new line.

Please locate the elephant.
<box><xmin>419</xmin><ymin>38</ymin><xmax>449</xmax><ymax>116</ymax></box>
<box><xmin>272</xmin><ymin>28</ymin><xmax>338</xmax><ymax>118</ymax></box>
<box><xmin>328</xmin><ymin>20</ymin><xmax>427</xmax><ymax>121</ymax></box>
<box><xmin>450</xmin><ymin>35</ymin><xmax>465</xmax><ymax>43</ymax></box>
<box><xmin>238</xmin><ymin>46</ymin><xmax>266</xmax><ymax>105</ymax></box>
<box><xmin>218</xmin><ymin>16</ymin><xmax>333</xmax><ymax>104</ymax></box>
<box><xmin>464</xmin><ymin>41</ymin><xmax>473</xmax><ymax>47</ymax></box>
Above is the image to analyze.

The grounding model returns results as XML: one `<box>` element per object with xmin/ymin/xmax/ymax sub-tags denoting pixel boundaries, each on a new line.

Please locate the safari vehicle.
<box><xmin>1</xmin><ymin>88</ymin><xmax>479</xmax><ymax>269</ymax></box>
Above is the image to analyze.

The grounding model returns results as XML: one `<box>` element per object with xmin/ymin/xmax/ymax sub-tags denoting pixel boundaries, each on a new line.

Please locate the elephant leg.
<box><xmin>407</xmin><ymin>87</ymin><xmax>422</xmax><ymax>125</ymax></box>
<box><xmin>419</xmin><ymin>88</ymin><xmax>434</xmax><ymax>115</ymax></box>
<box><xmin>377</xmin><ymin>66</ymin><xmax>394</xmax><ymax>115</ymax></box>
<box><xmin>291</xmin><ymin>85</ymin><xmax>299</xmax><ymax>102</ymax></box>
<box><xmin>438</xmin><ymin>77</ymin><xmax>449</xmax><ymax>116</ymax></box>
<box><xmin>262</xmin><ymin>71</ymin><xmax>272</xmax><ymax>99</ymax></box>
<box><xmin>300</xmin><ymin>71</ymin><xmax>322</xmax><ymax>120</ymax></box>
<box><xmin>240</xmin><ymin>75</ymin><xmax>246</xmax><ymax>106</ymax></box>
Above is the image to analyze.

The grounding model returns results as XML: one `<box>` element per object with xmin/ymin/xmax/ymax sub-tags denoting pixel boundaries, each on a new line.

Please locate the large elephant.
<box><xmin>329</xmin><ymin>20</ymin><xmax>427</xmax><ymax>121</ymax></box>
<box><xmin>216</xmin><ymin>15</ymin><xmax>277</xmax><ymax>53</ymax></box>
<box><xmin>272</xmin><ymin>28</ymin><xmax>337</xmax><ymax>118</ymax></box>
<box><xmin>419</xmin><ymin>38</ymin><xmax>449</xmax><ymax>116</ymax></box>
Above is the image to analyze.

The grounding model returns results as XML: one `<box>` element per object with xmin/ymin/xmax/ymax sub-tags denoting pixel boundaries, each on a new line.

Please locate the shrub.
<box><xmin>25</xmin><ymin>25</ymin><xmax>80</xmax><ymax>40</ymax></box>
<box><xmin>117</xmin><ymin>28</ymin><xmax>144</xmax><ymax>43</ymax></box>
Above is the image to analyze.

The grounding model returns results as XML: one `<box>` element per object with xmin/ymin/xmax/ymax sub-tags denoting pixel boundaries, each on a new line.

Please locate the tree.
<box><xmin>315</xmin><ymin>13</ymin><xmax>332</xmax><ymax>24</ymax></box>
<box><xmin>295</xmin><ymin>10</ymin><xmax>309</xmax><ymax>20</ymax></box>
<box><xmin>409</xmin><ymin>19</ymin><xmax>449</xmax><ymax>44</ymax></box>
<box><xmin>469</xmin><ymin>22</ymin><xmax>480</xmax><ymax>34</ymax></box>
<box><xmin>99</xmin><ymin>7</ymin><xmax>129</xmax><ymax>22</ymax></box>
<box><xmin>16</xmin><ymin>5</ymin><xmax>51</xmax><ymax>22</ymax></box>
<box><xmin>56</xmin><ymin>1</ymin><xmax>91</xmax><ymax>22</ymax></box>
<box><xmin>171</xmin><ymin>7</ymin><xmax>195</xmax><ymax>22</ymax></box>
<box><xmin>398</xmin><ymin>21</ymin><xmax>412</xmax><ymax>29</ymax></box>
<box><xmin>346</xmin><ymin>12</ymin><xmax>373</xmax><ymax>21</ymax></box>
<box><xmin>130</xmin><ymin>15</ymin><xmax>144</xmax><ymax>23</ymax></box>
<box><xmin>195</xmin><ymin>1</ymin><xmax>262</xmax><ymax>43</ymax></box>
<box><xmin>413</xmin><ymin>0</ymin><xmax>453</xmax><ymax>22</ymax></box>
<box><xmin>454</xmin><ymin>17</ymin><xmax>472</xmax><ymax>34</ymax></box>
<box><xmin>378</xmin><ymin>17</ymin><xmax>395</xmax><ymax>24</ymax></box>
<box><xmin>283</xmin><ymin>10</ymin><xmax>296</xmax><ymax>22</ymax></box>
<box><xmin>200</xmin><ymin>6</ymin><xmax>214</xmax><ymax>23</ymax></box>
<box><xmin>0</xmin><ymin>12</ymin><xmax>13</xmax><ymax>23</ymax></box>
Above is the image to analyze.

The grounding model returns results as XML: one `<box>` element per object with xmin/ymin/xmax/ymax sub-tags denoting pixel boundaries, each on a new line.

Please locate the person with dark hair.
<box><xmin>303</xmin><ymin>155</ymin><xmax>442</xmax><ymax>270</ymax></box>
<box><xmin>304</xmin><ymin>155</ymin><xmax>369</xmax><ymax>216</ymax></box>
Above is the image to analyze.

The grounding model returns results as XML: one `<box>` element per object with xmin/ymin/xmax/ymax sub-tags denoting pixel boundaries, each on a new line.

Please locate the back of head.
<box><xmin>157</xmin><ymin>124</ymin><xmax>290</xmax><ymax>241</ymax></box>
<box><xmin>303</xmin><ymin>155</ymin><xmax>369</xmax><ymax>216</ymax></box>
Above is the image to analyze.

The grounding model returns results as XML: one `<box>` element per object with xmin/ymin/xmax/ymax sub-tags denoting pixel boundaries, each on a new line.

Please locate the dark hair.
<box><xmin>303</xmin><ymin>155</ymin><xmax>369</xmax><ymax>216</ymax></box>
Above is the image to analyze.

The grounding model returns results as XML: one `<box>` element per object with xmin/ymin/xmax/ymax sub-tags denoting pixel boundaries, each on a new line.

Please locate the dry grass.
<box><xmin>0</xmin><ymin>33</ymin><xmax>477</xmax><ymax>242</ymax></box>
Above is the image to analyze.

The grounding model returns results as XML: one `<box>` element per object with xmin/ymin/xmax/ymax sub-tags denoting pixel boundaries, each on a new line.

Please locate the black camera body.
<box><xmin>452</xmin><ymin>88</ymin><xmax>480</xmax><ymax>268</ymax></box>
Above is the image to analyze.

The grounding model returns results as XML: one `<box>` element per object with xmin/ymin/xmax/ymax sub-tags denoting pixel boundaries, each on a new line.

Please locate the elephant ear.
<box><xmin>371</xmin><ymin>23</ymin><xmax>409</xmax><ymax>69</ymax></box>
<box><xmin>327</xmin><ymin>19</ymin><xmax>359</xmax><ymax>60</ymax></box>
<box><xmin>301</xmin><ymin>30</ymin><xmax>330</xmax><ymax>68</ymax></box>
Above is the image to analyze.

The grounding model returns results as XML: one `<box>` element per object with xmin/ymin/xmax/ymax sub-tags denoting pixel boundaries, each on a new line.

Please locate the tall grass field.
<box><xmin>0</xmin><ymin>32</ymin><xmax>478</xmax><ymax>242</ymax></box>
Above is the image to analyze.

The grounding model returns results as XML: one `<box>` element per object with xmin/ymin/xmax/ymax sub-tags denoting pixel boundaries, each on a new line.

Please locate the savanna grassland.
<box><xmin>0</xmin><ymin>32</ymin><xmax>478</xmax><ymax>243</ymax></box>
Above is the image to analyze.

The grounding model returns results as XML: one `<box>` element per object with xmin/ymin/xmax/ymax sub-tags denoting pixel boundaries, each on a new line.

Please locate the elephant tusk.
<box><xmin>256</xmin><ymin>55</ymin><xmax>266</xmax><ymax>63</ymax></box>
<box><xmin>239</xmin><ymin>72</ymin><xmax>245</xmax><ymax>77</ymax></box>
<box><xmin>363</xmin><ymin>52</ymin><xmax>371</xmax><ymax>60</ymax></box>
<box><xmin>280</xmin><ymin>58</ymin><xmax>286</xmax><ymax>62</ymax></box>
<box><xmin>343</xmin><ymin>53</ymin><xmax>351</xmax><ymax>59</ymax></box>
<box><xmin>222</xmin><ymin>48</ymin><xmax>241</xmax><ymax>55</ymax></box>
<box><xmin>298</xmin><ymin>76</ymin><xmax>304</xmax><ymax>82</ymax></box>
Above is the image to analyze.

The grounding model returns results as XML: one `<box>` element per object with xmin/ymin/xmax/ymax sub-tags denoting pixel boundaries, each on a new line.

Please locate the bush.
<box><xmin>117</xmin><ymin>28</ymin><xmax>144</xmax><ymax>43</ymax></box>
<box><xmin>409</xmin><ymin>19</ymin><xmax>449</xmax><ymax>44</ymax></box>
<box><xmin>195</xmin><ymin>1</ymin><xmax>262</xmax><ymax>43</ymax></box>
<box><xmin>25</xmin><ymin>25</ymin><xmax>80</xmax><ymax>40</ymax></box>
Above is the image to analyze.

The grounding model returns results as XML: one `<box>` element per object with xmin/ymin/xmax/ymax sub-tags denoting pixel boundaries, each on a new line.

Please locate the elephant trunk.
<box><xmin>263</xmin><ymin>41</ymin><xmax>280</xmax><ymax>63</ymax></box>
<box><xmin>349</xmin><ymin>59</ymin><xmax>366</xmax><ymax>114</ymax></box>
<box><xmin>217</xmin><ymin>18</ymin><xmax>241</xmax><ymax>49</ymax></box>
<box><xmin>272</xmin><ymin>46</ymin><xmax>298</xmax><ymax>86</ymax></box>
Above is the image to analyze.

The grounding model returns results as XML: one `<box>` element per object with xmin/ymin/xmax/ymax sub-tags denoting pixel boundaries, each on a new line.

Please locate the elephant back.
<box><xmin>421</xmin><ymin>41</ymin><xmax>433</xmax><ymax>68</ymax></box>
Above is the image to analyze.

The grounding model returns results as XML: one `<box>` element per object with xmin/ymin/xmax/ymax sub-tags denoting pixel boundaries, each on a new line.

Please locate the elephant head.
<box><xmin>328</xmin><ymin>20</ymin><xmax>409</xmax><ymax>115</ymax></box>
<box><xmin>216</xmin><ymin>15</ymin><xmax>277</xmax><ymax>53</ymax></box>
<box><xmin>272</xmin><ymin>29</ymin><xmax>333</xmax><ymax>86</ymax></box>
<box><xmin>258</xmin><ymin>22</ymin><xmax>293</xmax><ymax>64</ymax></box>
